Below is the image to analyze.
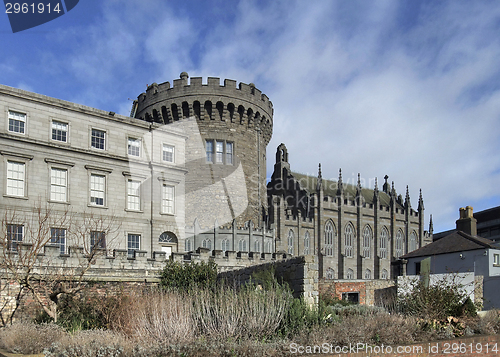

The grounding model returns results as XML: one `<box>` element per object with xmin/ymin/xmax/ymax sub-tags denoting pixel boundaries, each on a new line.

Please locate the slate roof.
<box><xmin>401</xmin><ymin>231</ymin><xmax>499</xmax><ymax>259</ymax></box>
<box><xmin>291</xmin><ymin>172</ymin><xmax>402</xmax><ymax>209</ymax></box>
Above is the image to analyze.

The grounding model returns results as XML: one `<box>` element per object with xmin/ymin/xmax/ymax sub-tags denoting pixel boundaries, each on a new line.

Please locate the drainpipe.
<box><xmin>149</xmin><ymin>124</ymin><xmax>154</xmax><ymax>258</ymax></box>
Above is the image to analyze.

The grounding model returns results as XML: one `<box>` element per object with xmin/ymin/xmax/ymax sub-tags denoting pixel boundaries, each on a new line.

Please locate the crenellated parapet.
<box><xmin>133</xmin><ymin>72</ymin><xmax>273</xmax><ymax>145</ymax></box>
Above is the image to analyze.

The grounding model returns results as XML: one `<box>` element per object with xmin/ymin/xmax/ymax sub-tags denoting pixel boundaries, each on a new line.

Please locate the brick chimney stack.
<box><xmin>456</xmin><ymin>206</ymin><xmax>477</xmax><ymax>236</ymax></box>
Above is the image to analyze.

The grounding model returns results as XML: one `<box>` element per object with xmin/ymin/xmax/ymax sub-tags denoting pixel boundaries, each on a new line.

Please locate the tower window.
<box><xmin>205</xmin><ymin>140</ymin><xmax>234</xmax><ymax>165</ymax></box>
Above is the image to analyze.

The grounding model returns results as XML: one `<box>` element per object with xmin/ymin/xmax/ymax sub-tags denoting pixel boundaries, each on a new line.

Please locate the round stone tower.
<box><xmin>133</xmin><ymin>72</ymin><xmax>273</xmax><ymax>229</ymax></box>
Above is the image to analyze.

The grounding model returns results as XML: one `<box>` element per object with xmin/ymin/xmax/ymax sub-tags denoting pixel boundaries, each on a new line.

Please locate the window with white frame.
<box><xmin>91</xmin><ymin>129</ymin><xmax>106</xmax><ymax>150</ymax></box>
<box><xmin>127</xmin><ymin>179</ymin><xmax>141</xmax><ymax>211</ymax></box>
<box><xmin>362</xmin><ymin>225</ymin><xmax>372</xmax><ymax>258</ymax></box>
<box><xmin>206</xmin><ymin>140</ymin><xmax>214</xmax><ymax>163</ymax></box>
<box><xmin>344</xmin><ymin>223</ymin><xmax>354</xmax><ymax>258</ymax></box>
<box><xmin>381</xmin><ymin>269</ymin><xmax>389</xmax><ymax>279</ymax></box>
<box><xmin>346</xmin><ymin>268</ymin><xmax>354</xmax><ymax>279</ymax></box>
<box><xmin>215</xmin><ymin>140</ymin><xmax>224</xmax><ymax>163</ymax></box>
<box><xmin>202</xmin><ymin>239</ymin><xmax>212</xmax><ymax>250</ymax></box>
<box><xmin>50</xmin><ymin>168</ymin><xmax>68</xmax><ymax>202</ymax></box>
<box><xmin>50</xmin><ymin>228</ymin><xmax>66</xmax><ymax>255</ymax></box>
<box><xmin>51</xmin><ymin>120</ymin><xmax>68</xmax><ymax>142</ymax></box>
<box><xmin>221</xmin><ymin>239</ymin><xmax>229</xmax><ymax>253</ymax></box>
<box><xmin>395</xmin><ymin>230</ymin><xmax>404</xmax><ymax>258</ymax></box>
<box><xmin>6</xmin><ymin>161</ymin><xmax>25</xmax><ymax>197</ymax></box>
<box><xmin>127</xmin><ymin>233</ymin><xmax>140</xmax><ymax>258</ymax></box>
<box><xmin>6</xmin><ymin>224</ymin><xmax>23</xmax><ymax>251</ymax></box>
<box><xmin>128</xmin><ymin>137</ymin><xmax>141</xmax><ymax>157</ymax></box>
<box><xmin>409</xmin><ymin>231</ymin><xmax>418</xmax><ymax>252</ymax></box>
<box><xmin>364</xmin><ymin>269</ymin><xmax>371</xmax><ymax>280</ymax></box>
<box><xmin>380</xmin><ymin>227</ymin><xmax>388</xmax><ymax>259</ymax></box>
<box><xmin>288</xmin><ymin>230</ymin><xmax>294</xmax><ymax>255</ymax></box>
<box><xmin>254</xmin><ymin>240</ymin><xmax>260</xmax><ymax>253</ymax></box>
<box><xmin>226</xmin><ymin>142</ymin><xmax>234</xmax><ymax>165</ymax></box>
<box><xmin>8</xmin><ymin>111</ymin><xmax>26</xmax><ymax>134</ymax></box>
<box><xmin>90</xmin><ymin>174</ymin><xmax>105</xmax><ymax>206</ymax></box>
<box><xmin>161</xmin><ymin>184</ymin><xmax>175</xmax><ymax>214</ymax></box>
<box><xmin>265</xmin><ymin>241</ymin><xmax>272</xmax><ymax>254</ymax></box>
<box><xmin>238</xmin><ymin>239</ymin><xmax>247</xmax><ymax>252</ymax></box>
<box><xmin>162</xmin><ymin>144</ymin><xmax>174</xmax><ymax>163</ymax></box>
<box><xmin>304</xmin><ymin>231</ymin><xmax>310</xmax><ymax>255</ymax></box>
<box><xmin>90</xmin><ymin>231</ymin><xmax>106</xmax><ymax>251</ymax></box>
<box><xmin>185</xmin><ymin>239</ymin><xmax>192</xmax><ymax>252</ymax></box>
<box><xmin>324</xmin><ymin>221</ymin><xmax>335</xmax><ymax>256</ymax></box>
<box><xmin>494</xmin><ymin>253</ymin><xmax>500</xmax><ymax>266</ymax></box>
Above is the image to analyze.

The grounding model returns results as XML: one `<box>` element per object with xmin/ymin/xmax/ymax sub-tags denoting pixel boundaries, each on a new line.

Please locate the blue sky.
<box><xmin>2</xmin><ymin>0</ymin><xmax>500</xmax><ymax>233</ymax></box>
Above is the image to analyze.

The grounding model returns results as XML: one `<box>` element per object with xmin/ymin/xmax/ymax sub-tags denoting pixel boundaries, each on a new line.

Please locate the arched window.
<box><xmin>202</xmin><ymin>239</ymin><xmax>212</xmax><ymax>250</ymax></box>
<box><xmin>182</xmin><ymin>101</ymin><xmax>190</xmax><ymax>118</ymax></box>
<box><xmin>395</xmin><ymin>229</ymin><xmax>404</xmax><ymax>258</ymax></box>
<box><xmin>288</xmin><ymin>230</ymin><xmax>294</xmax><ymax>255</ymax></box>
<box><xmin>324</xmin><ymin>221</ymin><xmax>335</xmax><ymax>257</ymax></box>
<box><xmin>381</xmin><ymin>269</ymin><xmax>388</xmax><ymax>279</ymax></box>
<box><xmin>380</xmin><ymin>227</ymin><xmax>388</xmax><ymax>259</ymax></box>
<box><xmin>254</xmin><ymin>240</ymin><xmax>260</xmax><ymax>253</ymax></box>
<box><xmin>364</xmin><ymin>269</ymin><xmax>372</xmax><ymax>280</ymax></box>
<box><xmin>216</xmin><ymin>101</ymin><xmax>224</xmax><ymax>120</ymax></box>
<box><xmin>346</xmin><ymin>268</ymin><xmax>354</xmax><ymax>279</ymax></box>
<box><xmin>265</xmin><ymin>241</ymin><xmax>272</xmax><ymax>254</ymax></box>
<box><xmin>227</xmin><ymin>103</ymin><xmax>235</xmax><ymax>122</ymax></box>
<box><xmin>362</xmin><ymin>225</ymin><xmax>372</xmax><ymax>258</ymax></box>
<box><xmin>170</xmin><ymin>103</ymin><xmax>179</xmax><ymax>121</ymax></box>
<box><xmin>344</xmin><ymin>223</ymin><xmax>354</xmax><ymax>258</ymax></box>
<box><xmin>238</xmin><ymin>239</ymin><xmax>247</xmax><ymax>252</ymax></box>
<box><xmin>185</xmin><ymin>239</ymin><xmax>192</xmax><ymax>252</ymax></box>
<box><xmin>304</xmin><ymin>231</ymin><xmax>310</xmax><ymax>255</ymax></box>
<box><xmin>193</xmin><ymin>101</ymin><xmax>201</xmax><ymax>120</ymax></box>
<box><xmin>326</xmin><ymin>268</ymin><xmax>335</xmax><ymax>280</ymax></box>
<box><xmin>221</xmin><ymin>239</ymin><xmax>229</xmax><ymax>253</ymax></box>
<box><xmin>409</xmin><ymin>231</ymin><xmax>418</xmax><ymax>252</ymax></box>
<box><xmin>204</xmin><ymin>101</ymin><xmax>212</xmax><ymax>120</ymax></box>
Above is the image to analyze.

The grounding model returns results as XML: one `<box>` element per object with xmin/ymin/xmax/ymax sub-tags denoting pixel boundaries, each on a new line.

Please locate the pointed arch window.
<box><xmin>326</xmin><ymin>268</ymin><xmax>335</xmax><ymax>280</ymax></box>
<box><xmin>380</xmin><ymin>227</ymin><xmax>388</xmax><ymax>259</ymax></box>
<box><xmin>324</xmin><ymin>221</ymin><xmax>335</xmax><ymax>257</ymax></box>
<box><xmin>304</xmin><ymin>231</ymin><xmax>310</xmax><ymax>255</ymax></box>
<box><xmin>381</xmin><ymin>269</ymin><xmax>388</xmax><ymax>279</ymax></box>
<box><xmin>364</xmin><ymin>269</ymin><xmax>372</xmax><ymax>280</ymax></box>
<box><xmin>344</xmin><ymin>223</ymin><xmax>354</xmax><ymax>258</ymax></box>
<box><xmin>288</xmin><ymin>230</ymin><xmax>294</xmax><ymax>255</ymax></box>
<box><xmin>254</xmin><ymin>240</ymin><xmax>260</xmax><ymax>253</ymax></box>
<box><xmin>362</xmin><ymin>225</ymin><xmax>372</xmax><ymax>258</ymax></box>
<box><xmin>238</xmin><ymin>239</ymin><xmax>247</xmax><ymax>252</ymax></box>
<box><xmin>409</xmin><ymin>231</ymin><xmax>418</xmax><ymax>252</ymax></box>
<box><xmin>202</xmin><ymin>238</ymin><xmax>212</xmax><ymax>250</ymax></box>
<box><xmin>395</xmin><ymin>229</ymin><xmax>404</xmax><ymax>258</ymax></box>
<box><xmin>346</xmin><ymin>268</ymin><xmax>354</xmax><ymax>279</ymax></box>
<box><xmin>221</xmin><ymin>239</ymin><xmax>230</xmax><ymax>253</ymax></box>
<box><xmin>185</xmin><ymin>239</ymin><xmax>192</xmax><ymax>252</ymax></box>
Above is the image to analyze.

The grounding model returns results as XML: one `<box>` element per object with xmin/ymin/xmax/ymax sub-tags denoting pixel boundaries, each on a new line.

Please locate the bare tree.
<box><xmin>0</xmin><ymin>201</ymin><xmax>120</xmax><ymax>324</ymax></box>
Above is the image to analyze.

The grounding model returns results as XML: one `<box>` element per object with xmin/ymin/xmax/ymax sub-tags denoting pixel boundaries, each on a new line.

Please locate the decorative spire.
<box><xmin>337</xmin><ymin>168</ymin><xmax>343</xmax><ymax>195</ymax></box>
<box><xmin>317</xmin><ymin>163</ymin><xmax>323</xmax><ymax>191</ymax></box>
<box><xmin>405</xmin><ymin>185</ymin><xmax>411</xmax><ymax>209</ymax></box>
<box><xmin>373</xmin><ymin>177</ymin><xmax>379</xmax><ymax>201</ymax></box>
<box><xmin>391</xmin><ymin>181</ymin><xmax>396</xmax><ymax>197</ymax></box>
<box><xmin>429</xmin><ymin>214</ymin><xmax>434</xmax><ymax>234</ymax></box>
<box><xmin>356</xmin><ymin>173</ymin><xmax>362</xmax><ymax>196</ymax></box>
<box><xmin>418</xmin><ymin>189</ymin><xmax>424</xmax><ymax>211</ymax></box>
<box><xmin>383</xmin><ymin>175</ymin><xmax>389</xmax><ymax>193</ymax></box>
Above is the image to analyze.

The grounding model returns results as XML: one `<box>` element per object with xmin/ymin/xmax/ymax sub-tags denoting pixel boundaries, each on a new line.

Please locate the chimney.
<box><xmin>456</xmin><ymin>206</ymin><xmax>477</xmax><ymax>236</ymax></box>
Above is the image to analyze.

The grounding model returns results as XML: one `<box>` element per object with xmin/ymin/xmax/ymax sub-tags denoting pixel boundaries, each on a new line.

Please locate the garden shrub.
<box><xmin>160</xmin><ymin>260</ymin><xmax>218</xmax><ymax>290</ymax></box>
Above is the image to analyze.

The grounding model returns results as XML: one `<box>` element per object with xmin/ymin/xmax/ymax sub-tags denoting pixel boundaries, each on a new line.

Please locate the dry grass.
<box><xmin>0</xmin><ymin>321</ymin><xmax>66</xmax><ymax>354</ymax></box>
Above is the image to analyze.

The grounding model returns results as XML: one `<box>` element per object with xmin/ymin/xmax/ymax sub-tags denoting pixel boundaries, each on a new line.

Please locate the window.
<box><xmin>216</xmin><ymin>141</ymin><xmax>224</xmax><ymax>163</ymax></box>
<box><xmin>90</xmin><ymin>174</ymin><xmax>105</xmax><ymax>206</ymax></box>
<box><xmin>128</xmin><ymin>138</ymin><xmax>141</xmax><ymax>157</ymax></box>
<box><xmin>304</xmin><ymin>231</ymin><xmax>310</xmax><ymax>255</ymax></box>
<box><xmin>127</xmin><ymin>179</ymin><xmax>141</xmax><ymax>211</ymax></box>
<box><xmin>326</xmin><ymin>268</ymin><xmax>335</xmax><ymax>280</ymax></box>
<box><xmin>381</xmin><ymin>269</ymin><xmax>388</xmax><ymax>279</ymax></box>
<box><xmin>395</xmin><ymin>230</ymin><xmax>404</xmax><ymax>258</ymax></box>
<box><xmin>185</xmin><ymin>239</ymin><xmax>192</xmax><ymax>252</ymax></box>
<box><xmin>206</xmin><ymin>140</ymin><xmax>214</xmax><ymax>163</ymax></box>
<box><xmin>161</xmin><ymin>184</ymin><xmax>175</xmax><ymax>214</ymax></box>
<box><xmin>254</xmin><ymin>240</ymin><xmax>260</xmax><ymax>253</ymax></box>
<box><xmin>226</xmin><ymin>142</ymin><xmax>233</xmax><ymax>165</ymax></box>
<box><xmin>238</xmin><ymin>239</ymin><xmax>247</xmax><ymax>252</ymax></box>
<box><xmin>51</xmin><ymin>121</ymin><xmax>68</xmax><ymax>142</ymax></box>
<box><xmin>288</xmin><ymin>230</ymin><xmax>294</xmax><ymax>255</ymax></box>
<box><xmin>6</xmin><ymin>224</ymin><xmax>23</xmax><ymax>251</ymax></box>
<box><xmin>364</xmin><ymin>269</ymin><xmax>371</xmax><ymax>280</ymax></box>
<box><xmin>346</xmin><ymin>268</ymin><xmax>354</xmax><ymax>280</ymax></box>
<box><xmin>494</xmin><ymin>254</ymin><xmax>500</xmax><ymax>266</ymax></box>
<box><xmin>380</xmin><ymin>227</ymin><xmax>388</xmax><ymax>259</ymax></box>
<box><xmin>50</xmin><ymin>228</ymin><xmax>66</xmax><ymax>255</ymax></box>
<box><xmin>205</xmin><ymin>140</ymin><xmax>234</xmax><ymax>165</ymax></box>
<box><xmin>50</xmin><ymin>168</ymin><xmax>68</xmax><ymax>202</ymax></box>
<box><xmin>363</xmin><ymin>225</ymin><xmax>372</xmax><ymax>258</ymax></box>
<box><xmin>90</xmin><ymin>231</ymin><xmax>106</xmax><ymax>251</ymax></box>
<box><xmin>202</xmin><ymin>239</ymin><xmax>212</xmax><ymax>250</ymax></box>
<box><xmin>265</xmin><ymin>241</ymin><xmax>272</xmax><ymax>254</ymax></box>
<box><xmin>342</xmin><ymin>291</ymin><xmax>359</xmax><ymax>304</ymax></box>
<box><xmin>6</xmin><ymin>161</ymin><xmax>25</xmax><ymax>197</ymax></box>
<box><xmin>127</xmin><ymin>233</ymin><xmax>140</xmax><ymax>258</ymax></box>
<box><xmin>409</xmin><ymin>231</ymin><xmax>418</xmax><ymax>252</ymax></box>
<box><xmin>162</xmin><ymin>144</ymin><xmax>174</xmax><ymax>162</ymax></box>
<box><xmin>324</xmin><ymin>221</ymin><xmax>335</xmax><ymax>256</ymax></box>
<box><xmin>91</xmin><ymin>129</ymin><xmax>105</xmax><ymax>150</ymax></box>
<box><xmin>8</xmin><ymin>111</ymin><xmax>25</xmax><ymax>134</ymax></box>
<box><xmin>344</xmin><ymin>223</ymin><xmax>354</xmax><ymax>258</ymax></box>
<box><xmin>221</xmin><ymin>239</ymin><xmax>229</xmax><ymax>253</ymax></box>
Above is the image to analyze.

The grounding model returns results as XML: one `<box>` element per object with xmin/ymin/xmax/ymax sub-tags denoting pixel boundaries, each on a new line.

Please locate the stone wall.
<box><xmin>319</xmin><ymin>279</ymin><xmax>396</xmax><ymax>306</ymax></box>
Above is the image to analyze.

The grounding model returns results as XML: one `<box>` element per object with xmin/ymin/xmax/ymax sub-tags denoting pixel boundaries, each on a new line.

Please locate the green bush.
<box><xmin>160</xmin><ymin>260</ymin><xmax>218</xmax><ymax>291</ymax></box>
